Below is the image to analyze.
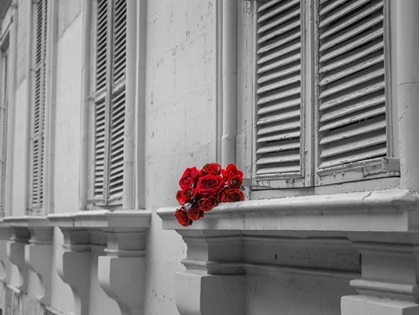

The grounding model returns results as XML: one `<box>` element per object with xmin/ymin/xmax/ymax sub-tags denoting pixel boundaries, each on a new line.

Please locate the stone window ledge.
<box><xmin>46</xmin><ymin>210</ymin><xmax>151</xmax><ymax>229</ymax></box>
<box><xmin>157</xmin><ymin>189</ymin><xmax>418</xmax><ymax>233</ymax></box>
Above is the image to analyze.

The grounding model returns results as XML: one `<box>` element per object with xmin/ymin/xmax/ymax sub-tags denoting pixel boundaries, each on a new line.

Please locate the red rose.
<box><xmin>219</xmin><ymin>188</ymin><xmax>244</xmax><ymax>203</ymax></box>
<box><xmin>187</xmin><ymin>205</ymin><xmax>204</xmax><ymax>221</ymax></box>
<box><xmin>176</xmin><ymin>190</ymin><xmax>186</xmax><ymax>205</ymax></box>
<box><xmin>200</xmin><ymin>163</ymin><xmax>222</xmax><ymax>175</ymax></box>
<box><xmin>174</xmin><ymin>207</ymin><xmax>192</xmax><ymax>227</ymax></box>
<box><xmin>196</xmin><ymin>174</ymin><xmax>225</xmax><ymax>197</ymax></box>
<box><xmin>227</xmin><ymin>173</ymin><xmax>243</xmax><ymax>189</ymax></box>
<box><xmin>198</xmin><ymin>197</ymin><xmax>218</xmax><ymax>212</ymax></box>
<box><xmin>222</xmin><ymin>164</ymin><xmax>243</xmax><ymax>179</ymax></box>
<box><xmin>179</xmin><ymin>167</ymin><xmax>200</xmax><ymax>189</ymax></box>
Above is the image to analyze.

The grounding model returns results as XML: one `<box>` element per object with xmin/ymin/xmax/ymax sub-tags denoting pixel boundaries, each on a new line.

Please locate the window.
<box><xmin>29</xmin><ymin>0</ymin><xmax>48</xmax><ymax>214</ymax></box>
<box><xmin>246</xmin><ymin>0</ymin><xmax>398</xmax><ymax>191</ymax></box>
<box><xmin>0</xmin><ymin>39</ymin><xmax>9</xmax><ymax>217</ymax></box>
<box><xmin>90</xmin><ymin>0</ymin><xmax>127</xmax><ymax>206</ymax></box>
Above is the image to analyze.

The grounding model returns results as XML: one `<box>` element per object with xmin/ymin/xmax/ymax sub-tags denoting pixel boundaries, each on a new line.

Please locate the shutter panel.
<box><xmin>95</xmin><ymin>0</ymin><xmax>108</xmax><ymax>92</ymax></box>
<box><xmin>255</xmin><ymin>0</ymin><xmax>302</xmax><ymax>176</ymax></box>
<box><xmin>0</xmin><ymin>52</ymin><xmax>8</xmax><ymax>217</ymax></box>
<box><xmin>93</xmin><ymin>0</ymin><xmax>108</xmax><ymax>199</ymax></box>
<box><xmin>108</xmin><ymin>0</ymin><xmax>126</xmax><ymax>200</ymax></box>
<box><xmin>317</xmin><ymin>0</ymin><xmax>387</xmax><ymax>170</ymax></box>
<box><xmin>31</xmin><ymin>0</ymin><xmax>47</xmax><ymax>213</ymax></box>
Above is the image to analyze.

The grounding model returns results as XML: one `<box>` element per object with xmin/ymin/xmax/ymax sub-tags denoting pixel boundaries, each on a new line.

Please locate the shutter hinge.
<box><xmin>382</xmin><ymin>157</ymin><xmax>400</xmax><ymax>172</ymax></box>
<box><xmin>87</xmin><ymin>95</ymin><xmax>95</xmax><ymax>102</ymax></box>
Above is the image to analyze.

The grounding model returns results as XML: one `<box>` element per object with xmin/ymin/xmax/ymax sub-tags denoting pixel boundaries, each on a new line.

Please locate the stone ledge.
<box><xmin>47</xmin><ymin>210</ymin><xmax>152</xmax><ymax>229</ymax></box>
<box><xmin>157</xmin><ymin>189</ymin><xmax>418</xmax><ymax>232</ymax></box>
<box><xmin>3</xmin><ymin>216</ymin><xmax>51</xmax><ymax>227</ymax></box>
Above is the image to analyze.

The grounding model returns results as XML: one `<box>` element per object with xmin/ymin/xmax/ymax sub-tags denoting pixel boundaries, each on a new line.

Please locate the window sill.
<box><xmin>157</xmin><ymin>189</ymin><xmax>418</xmax><ymax>233</ymax></box>
<box><xmin>47</xmin><ymin>210</ymin><xmax>151</xmax><ymax>229</ymax></box>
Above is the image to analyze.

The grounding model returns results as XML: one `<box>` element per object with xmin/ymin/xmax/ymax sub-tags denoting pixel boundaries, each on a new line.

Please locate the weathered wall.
<box><xmin>143</xmin><ymin>0</ymin><xmax>217</xmax><ymax>313</ymax></box>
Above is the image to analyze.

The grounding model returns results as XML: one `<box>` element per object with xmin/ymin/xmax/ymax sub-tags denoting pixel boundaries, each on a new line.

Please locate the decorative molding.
<box><xmin>157</xmin><ymin>189</ymin><xmax>418</xmax><ymax>232</ymax></box>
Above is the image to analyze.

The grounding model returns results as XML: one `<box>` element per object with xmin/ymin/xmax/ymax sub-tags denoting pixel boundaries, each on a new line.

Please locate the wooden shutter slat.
<box><xmin>112</xmin><ymin>0</ymin><xmax>126</xmax><ymax>85</ymax></box>
<box><xmin>257</xmin><ymin>53</ymin><xmax>301</xmax><ymax>74</ymax></box>
<box><xmin>257</xmin><ymin>43</ymin><xmax>301</xmax><ymax>67</ymax></box>
<box><xmin>320</xmin><ymin>131</ymin><xmax>386</xmax><ymax>159</ymax></box>
<box><xmin>319</xmin><ymin>0</ymin><xmax>347</xmax><ymax>16</ymax></box>
<box><xmin>320</xmin><ymin>52</ymin><xmax>383</xmax><ymax>86</ymax></box>
<box><xmin>258</xmin><ymin>20</ymin><xmax>301</xmax><ymax>44</ymax></box>
<box><xmin>257</xmin><ymin>109</ymin><xmax>300</xmax><ymax>125</ymax></box>
<box><xmin>320</xmin><ymin>93</ymin><xmax>385</xmax><ymax>123</ymax></box>
<box><xmin>317</xmin><ymin>0</ymin><xmax>387</xmax><ymax>171</ymax></box>
<box><xmin>320</xmin><ymin>1</ymin><xmax>383</xmax><ymax>40</ymax></box>
<box><xmin>319</xmin><ymin>67</ymin><xmax>384</xmax><ymax>99</ymax></box>
<box><xmin>257</xmin><ymin>119</ymin><xmax>300</xmax><ymax>136</ymax></box>
<box><xmin>257</xmin><ymin>151</ymin><xmax>300</xmax><ymax>165</ymax></box>
<box><xmin>257</xmin><ymin>140</ymin><xmax>300</xmax><ymax>154</ymax></box>
<box><xmin>320</xmin><ymin>116</ymin><xmax>386</xmax><ymax>145</ymax></box>
<box><xmin>320</xmin><ymin>106</ymin><xmax>385</xmax><ymax>132</ymax></box>
<box><xmin>319</xmin><ymin>80</ymin><xmax>384</xmax><ymax>111</ymax></box>
<box><xmin>319</xmin><ymin>14</ymin><xmax>383</xmax><ymax>53</ymax></box>
<box><xmin>318</xmin><ymin>0</ymin><xmax>371</xmax><ymax>28</ymax></box>
<box><xmin>257</xmin><ymin>31</ymin><xmax>300</xmax><ymax>55</ymax></box>
<box><xmin>257</xmin><ymin>85</ymin><xmax>300</xmax><ymax>105</ymax></box>
<box><xmin>95</xmin><ymin>0</ymin><xmax>108</xmax><ymax>92</ymax></box>
<box><xmin>258</xmin><ymin>97</ymin><xmax>300</xmax><ymax>115</ymax></box>
<box><xmin>320</xmin><ymin>41</ymin><xmax>383</xmax><ymax>74</ymax></box>
<box><xmin>320</xmin><ymin>27</ymin><xmax>383</xmax><ymax>64</ymax></box>
<box><xmin>257</xmin><ymin>75</ymin><xmax>301</xmax><ymax>95</ymax></box>
<box><xmin>257</xmin><ymin>130</ymin><xmax>301</xmax><ymax>143</ymax></box>
<box><xmin>258</xmin><ymin>9</ymin><xmax>300</xmax><ymax>35</ymax></box>
<box><xmin>258</xmin><ymin>0</ymin><xmax>298</xmax><ymax>16</ymax></box>
<box><xmin>319</xmin><ymin>146</ymin><xmax>387</xmax><ymax>169</ymax></box>
<box><xmin>256</xmin><ymin>165</ymin><xmax>300</xmax><ymax>176</ymax></box>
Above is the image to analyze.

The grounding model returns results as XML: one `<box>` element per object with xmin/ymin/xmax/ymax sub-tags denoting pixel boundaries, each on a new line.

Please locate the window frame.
<box><xmin>239</xmin><ymin>0</ymin><xmax>401</xmax><ymax>195</ymax></box>
<box><xmin>85</xmin><ymin>0</ymin><xmax>141</xmax><ymax>210</ymax></box>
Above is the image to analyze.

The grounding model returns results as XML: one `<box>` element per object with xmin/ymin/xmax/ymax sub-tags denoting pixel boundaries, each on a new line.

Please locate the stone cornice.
<box><xmin>157</xmin><ymin>189</ymin><xmax>418</xmax><ymax>232</ymax></box>
<box><xmin>47</xmin><ymin>210</ymin><xmax>152</xmax><ymax>229</ymax></box>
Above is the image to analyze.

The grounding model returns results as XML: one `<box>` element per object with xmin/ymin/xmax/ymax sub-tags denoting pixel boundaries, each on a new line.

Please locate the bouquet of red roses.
<box><xmin>174</xmin><ymin>163</ymin><xmax>245</xmax><ymax>227</ymax></box>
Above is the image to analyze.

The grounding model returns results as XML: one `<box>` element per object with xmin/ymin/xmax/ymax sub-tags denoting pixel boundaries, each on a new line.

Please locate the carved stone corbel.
<box><xmin>175</xmin><ymin>230</ymin><xmax>246</xmax><ymax>315</ymax></box>
<box><xmin>6</xmin><ymin>225</ymin><xmax>30</xmax><ymax>293</ymax></box>
<box><xmin>0</xmin><ymin>221</ymin><xmax>11</xmax><ymax>284</ymax></box>
<box><xmin>3</xmin><ymin>216</ymin><xmax>53</xmax><ymax>304</ymax></box>
<box><xmin>56</xmin><ymin>227</ymin><xmax>91</xmax><ymax>315</ymax></box>
<box><xmin>48</xmin><ymin>210</ymin><xmax>151</xmax><ymax>315</ymax></box>
<box><xmin>98</xmin><ymin>228</ymin><xmax>147</xmax><ymax>315</ymax></box>
<box><xmin>341</xmin><ymin>232</ymin><xmax>419</xmax><ymax>315</ymax></box>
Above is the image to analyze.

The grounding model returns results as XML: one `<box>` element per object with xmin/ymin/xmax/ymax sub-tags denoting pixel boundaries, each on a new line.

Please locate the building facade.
<box><xmin>0</xmin><ymin>0</ymin><xmax>417</xmax><ymax>314</ymax></box>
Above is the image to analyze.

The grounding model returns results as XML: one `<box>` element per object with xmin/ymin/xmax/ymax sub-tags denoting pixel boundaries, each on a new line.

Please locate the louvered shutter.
<box><xmin>0</xmin><ymin>51</ymin><xmax>8</xmax><ymax>217</ymax></box>
<box><xmin>93</xmin><ymin>0</ymin><xmax>126</xmax><ymax>204</ymax></box>
<box><xmin>108</xmin><ymin>0</ymin><xmax>126</xmax><ymax>200</ymax></box>
<box><xmin>31</xmin><ymin>0</ymin><xmax>47</xmax><ymax>214</ymax></box>
<box><xmin>255</xmin><ymin>0</ymin><xmax>304</xmax><ymax>179</ymax></box>
<box><xmin>93</xmin><ymin>0</ymin><xmax>108</xmax><ymax>199</ymax></box>
<box><xmin>316</xmin><ymin>0</ymin><xmax>388</xmax><ymax>174</ymax></box>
